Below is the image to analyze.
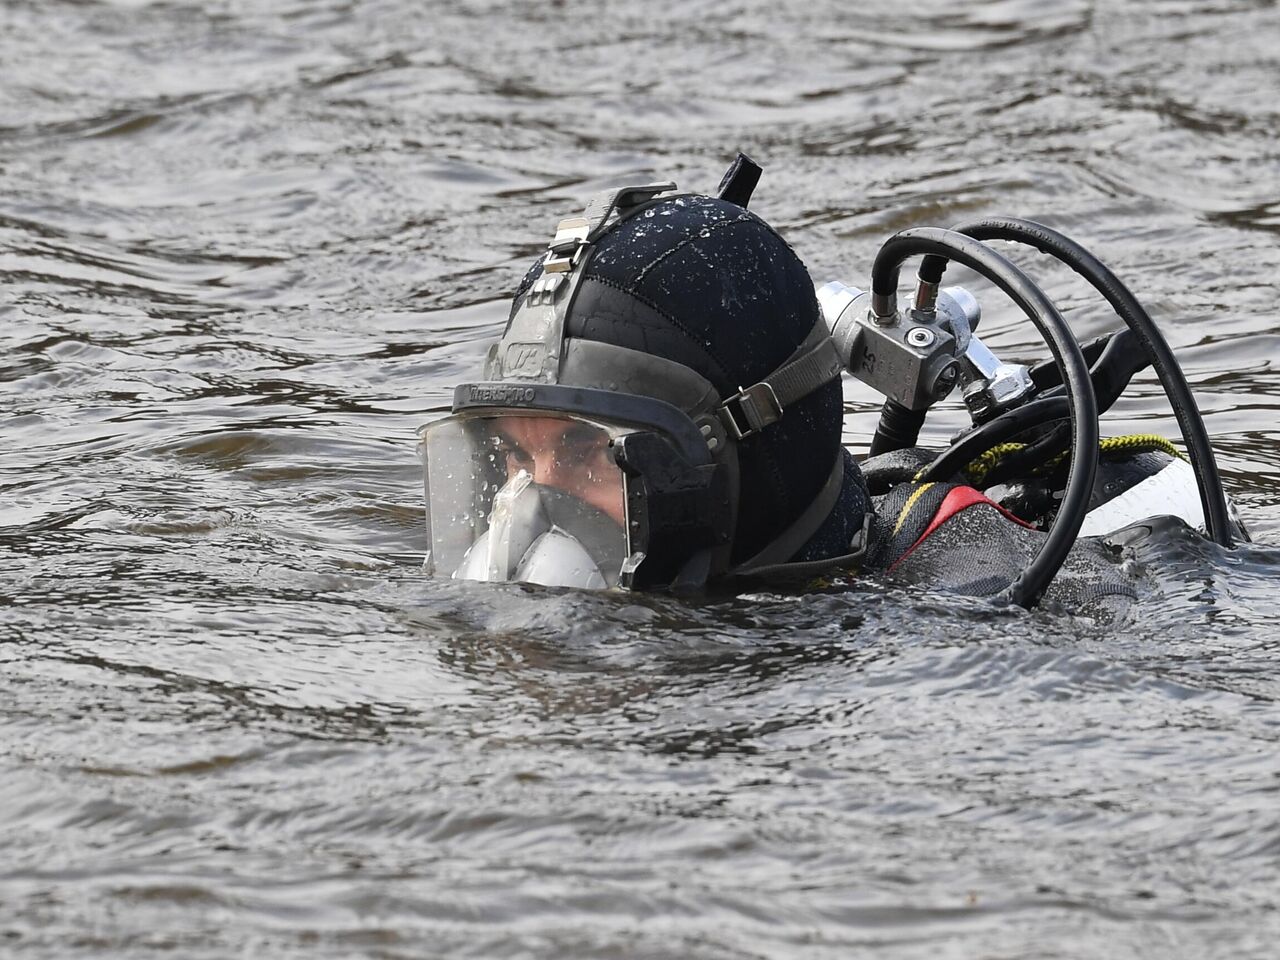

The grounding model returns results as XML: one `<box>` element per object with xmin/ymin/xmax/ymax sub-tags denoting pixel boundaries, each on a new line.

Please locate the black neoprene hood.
<box><xmin>509</xmin><ymin>192</ymin><xmax>844</xmax><ymax>565</ymax></box>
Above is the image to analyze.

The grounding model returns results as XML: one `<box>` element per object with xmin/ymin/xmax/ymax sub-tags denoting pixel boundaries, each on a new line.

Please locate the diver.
<box><xmin>418</xmin><ymin>155</ymin><xmax>1247</xmax><ymax>611</ymax></box>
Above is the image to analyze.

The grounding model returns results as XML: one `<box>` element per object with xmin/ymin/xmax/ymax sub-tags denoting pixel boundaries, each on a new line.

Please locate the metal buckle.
<box><xmin>718</xmin><ymin>381</ymin><xmax>783</xmax><ymax>440</ymax></box>
<box><xmin>848</xmin><ymin>511</ymin><xmax>873</xmax><ymax>561</ymax></box>
<box><xmin>543</xmin><ymin>216</ymin><xmax>590</xmax><ymax>274</ymax></box>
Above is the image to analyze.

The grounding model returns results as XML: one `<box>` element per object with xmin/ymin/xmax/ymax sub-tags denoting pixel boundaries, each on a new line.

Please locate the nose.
<box><xmin>532</xmin><ymin>453</ymin><xmax>570</xmax><ymax>490</ymax></box>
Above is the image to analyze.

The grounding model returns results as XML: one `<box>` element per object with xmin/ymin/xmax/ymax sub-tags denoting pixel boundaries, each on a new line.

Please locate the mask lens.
<box><xmin>418</xmin><ymin>412</ymin><xmax>631</xmax><ymax>588</ymax></box>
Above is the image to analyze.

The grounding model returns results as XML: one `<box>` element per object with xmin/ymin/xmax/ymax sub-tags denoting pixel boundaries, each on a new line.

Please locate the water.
<box><xmin>3</xmin><ymin>1</ymin><xmax>1279</xmax><ymax>956</ymax></box>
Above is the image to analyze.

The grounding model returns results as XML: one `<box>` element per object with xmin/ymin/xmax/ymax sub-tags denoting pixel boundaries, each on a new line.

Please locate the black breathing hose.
<box><xmin>919</xmin><ymin>217</ymin><xmax>1233</xmax><ymax>547</ymax></box>
<box><xmin>871</xmin><ymin>228</ymin><xmax>1099</xmax><ymax>608</ymax></box>
<box><xmin>921</xmin><ymin>395</ymin><xmax>1070</xmax><ymax>483</ymax></box>
<box><xmin>869</xmin><ymin>401</ymin><xmax>927</xmax><ymax>457</ymax></box>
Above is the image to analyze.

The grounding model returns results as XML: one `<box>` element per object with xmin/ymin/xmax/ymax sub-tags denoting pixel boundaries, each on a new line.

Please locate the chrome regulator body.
<box><xmin>817</xmin><ymin>279</ymin><xmax>1032</xmax><ymax>421</ymax></box>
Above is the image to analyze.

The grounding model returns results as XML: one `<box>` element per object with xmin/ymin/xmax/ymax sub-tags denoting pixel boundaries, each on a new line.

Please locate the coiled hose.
<box><xmin>917</xmin><ymin>217</ymin><xmax>1233</xmax><ymax>547</ymax></box>
<box><xmin>870</xmin><ymin>228</ymin><xmax>1099</xmax><ymax>608</ymax></box>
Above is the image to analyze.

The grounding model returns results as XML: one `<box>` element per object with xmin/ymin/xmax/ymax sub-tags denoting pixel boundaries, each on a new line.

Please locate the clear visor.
<box><xmin>418</xmin><ymin>411</ymin><xmax>632</xmax><ymax>589</ymax></box>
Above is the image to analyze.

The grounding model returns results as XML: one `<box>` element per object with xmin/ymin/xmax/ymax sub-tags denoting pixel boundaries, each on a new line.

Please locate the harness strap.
<box><xmin>732</xmin><ymin>451</ymin><xmax>847</xmax><ymax>573</ymax></box>
<box><xmin>716</xmin><ymin>320</ymin><xmax>844</xmax><ymax>440</ymax></box>
<box><xmin>728</xmin><ymin>513</ymin><xmax>873</xmax><ymax>583</ymax></box>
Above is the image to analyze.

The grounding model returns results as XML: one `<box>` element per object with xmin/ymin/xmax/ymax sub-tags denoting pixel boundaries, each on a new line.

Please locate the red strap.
<box><xmin>890</xmin><ymin>486</ymin><xmax>1036</xmax><ymax>571</ymax></box>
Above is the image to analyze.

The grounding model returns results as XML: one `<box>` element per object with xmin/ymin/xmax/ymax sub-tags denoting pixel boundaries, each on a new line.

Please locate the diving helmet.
<box><xmin>418</xmin><ymin>157</ymin><xmax>856</xmax><ymax>590</ymax></box>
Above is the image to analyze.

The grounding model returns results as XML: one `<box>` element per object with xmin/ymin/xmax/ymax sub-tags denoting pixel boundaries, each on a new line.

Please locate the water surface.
<box><xmin>3</xmin><ymin>1</ymin><xmax>1280</xmax><ymax>957</ymax></box>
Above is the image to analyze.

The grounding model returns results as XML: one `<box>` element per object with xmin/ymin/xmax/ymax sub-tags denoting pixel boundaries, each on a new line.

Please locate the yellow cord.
<box><xmin>963</xmin><ymin>443</ymin><xmax>1027</xmax><ymax>486</ymax></box>
<box><xmin>914</xmin><ymin>434</ymin><xmax>1186</xmax><ymax>487</ymax></box>
<box><xmin>1099</xmin><ymin>433</ymin><xmax>1184</xmax><ymax>461</ymax></box>
<box><xmin>892</xmin><ymin>482</ymin><xmax>937</xmax><ymax>537</ymax></box>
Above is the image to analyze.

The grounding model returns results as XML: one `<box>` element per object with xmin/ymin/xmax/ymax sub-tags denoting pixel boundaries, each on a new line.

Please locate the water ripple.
<box><xmin>3</xmin><ymin>0</ymin><xmax>1280</xmax><ymax>957</ymax></box>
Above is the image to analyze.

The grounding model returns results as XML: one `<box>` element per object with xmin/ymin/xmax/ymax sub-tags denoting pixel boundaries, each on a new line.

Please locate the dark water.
<box><xmin>3</xmin><ymin>0</ymin><xmax>1280</xmax><ymax>956</ymax></box>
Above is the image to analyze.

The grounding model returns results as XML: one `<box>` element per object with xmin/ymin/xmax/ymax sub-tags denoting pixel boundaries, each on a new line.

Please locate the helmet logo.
<box><xmin>503</xmin><ymin>343</ymin><xmax>545</xmax><ymax>378</ymax></box>
<box><xmin>466</xmin><ymin>384</ymin><xmax>536</xmax><ymax>405</ymax></box>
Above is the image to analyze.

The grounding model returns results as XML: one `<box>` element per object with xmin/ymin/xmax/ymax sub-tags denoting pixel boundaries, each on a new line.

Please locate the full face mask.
<box><xmin>420</xmin><ymin>404</ymin><xmax>727</xmax><ymax>589</ymax></box>
<box><xmin>418</xmin><ymin>163</ymin><xmax>851</xmax><ymax>591</ymax></box>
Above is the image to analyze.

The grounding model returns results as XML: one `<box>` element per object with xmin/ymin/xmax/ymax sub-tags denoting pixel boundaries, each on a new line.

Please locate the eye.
<box><xmin>493</xmin><ymin>434</ymin><xmax>532</xmax><ymax>467</ymax></box>
<box><xmin>560</xmin><ymin>424</ymin><xmax>608</xmax><ymax>461</ymax></box>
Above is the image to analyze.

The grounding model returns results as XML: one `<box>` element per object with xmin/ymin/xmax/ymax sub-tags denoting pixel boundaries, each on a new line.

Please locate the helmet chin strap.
<box><xmin>728</xmin><ymin>450</ymin><xmax>849</xmax><ymax>575</ymax></box>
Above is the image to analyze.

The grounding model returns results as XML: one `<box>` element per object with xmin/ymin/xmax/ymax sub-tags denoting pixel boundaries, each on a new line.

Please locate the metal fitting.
<box><xmin>817</xmin><ymin>281</ymin><xmax>959</xmax><ymax>410</ymax></box>
<box><xmin>940</xmin><ymin>285</ymin><xmax>980</xmax><ymax>330</ymax></box>
<box><xmin>960</xmin><ymin>333</ymin><xmax>1035</xmax><ymax>420</ymax></box>
<box><xmin>913</xmin><ymin>278</ymin><xmax>940</xmax><ymax>316</ymax></box>
<box><xmin>906</xmin><ymin>326</ymin><xmax>937</xmax><ymax>348</ymax></box>
<box><xmin>870</xmin><ymin>291</ymin><xmax>898</xmax><ymax>326</ymax></box>
<box><xmin>932</xmin><ymin>362</ymin><xmax>959</xmax><ymax>400</ymax></box>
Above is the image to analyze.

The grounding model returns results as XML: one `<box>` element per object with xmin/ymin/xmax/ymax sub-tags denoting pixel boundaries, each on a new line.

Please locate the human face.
<box><xmin>490</xmin><ymin>415</ymin><xmax>626</xmax><ymax>526</ymax></box>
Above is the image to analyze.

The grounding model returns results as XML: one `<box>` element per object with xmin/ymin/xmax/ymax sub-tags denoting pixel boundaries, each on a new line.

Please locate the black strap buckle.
<box><xmin>718</xmin><ymin>381</ymin><xmax>783</xmax><ymax>440</ymax></box>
